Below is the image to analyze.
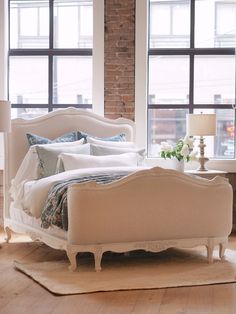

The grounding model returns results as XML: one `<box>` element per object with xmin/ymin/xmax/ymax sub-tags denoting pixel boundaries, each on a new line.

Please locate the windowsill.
<box><xmin>145</xmin><ymin>157</ymin><xmax>236</xmax><ymax>173</ymax></box>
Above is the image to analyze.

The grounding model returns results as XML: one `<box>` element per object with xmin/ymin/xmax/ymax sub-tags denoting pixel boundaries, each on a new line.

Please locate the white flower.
<box><xmin>160</xmin><ymin>141</ymin><xmax>173</xmax><ymax>153</ymax></box>
<box><xmin>189</xmin><ymin>150</ymin><xmax>198</xmax><ymax>161</ymax></box>
<box><xmin>183</xmin><ymin>135</ymin><xmax>195</xmax><ymax>149</ymax></box>
<box><xmin>180</xmin><ymin>144</ymin><xmax>190</xmax><ymax>157</ymax></box>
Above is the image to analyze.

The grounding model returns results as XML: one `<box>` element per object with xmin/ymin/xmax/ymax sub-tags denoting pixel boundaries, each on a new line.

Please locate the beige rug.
<box><xmin>14</xmin><ymin>247</ymin><xmax>236</xmax><ymax>295</ymax></box>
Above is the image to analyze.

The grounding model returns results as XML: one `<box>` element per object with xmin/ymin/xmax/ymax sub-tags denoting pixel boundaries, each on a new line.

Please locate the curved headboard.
<box><xmin>5</xmin><ymin>107</ymin><xmax>135</xmax><ymax>186</ymax></box>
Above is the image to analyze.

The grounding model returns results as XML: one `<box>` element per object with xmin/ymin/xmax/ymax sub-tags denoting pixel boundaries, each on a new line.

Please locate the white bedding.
<box><xmin>9</xmin><ymin>203</ymin><xmax>67</xmax><ymax>239</ymax></box>
<box><xmin>12</xmin><ymin>166</ymin><xmax>147</xmax><ymax>219</ymax></box>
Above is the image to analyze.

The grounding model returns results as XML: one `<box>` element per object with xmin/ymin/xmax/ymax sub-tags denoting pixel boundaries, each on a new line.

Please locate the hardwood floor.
<box><xmin>1</xmin><ymin>229</ymin><xmax>236</xmax><ymax>314</ymax></box>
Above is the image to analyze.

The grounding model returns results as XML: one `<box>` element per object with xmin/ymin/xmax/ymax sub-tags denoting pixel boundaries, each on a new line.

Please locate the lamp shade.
<box><xmin>187</xmin><ymin>113</ymin><xmax>216</xmax><ymax>136</ymax></box>
<box><xmin>0</xmin><ymin>100</ymin><xmax>11</xmax><ymax>132</ymax></box>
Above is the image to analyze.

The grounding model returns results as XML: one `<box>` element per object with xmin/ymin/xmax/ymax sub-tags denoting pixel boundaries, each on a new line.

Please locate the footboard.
<box><xmin>66</xmin><ymin>167</ymin><xmax>233</xmax><ymax>271</ymax></box>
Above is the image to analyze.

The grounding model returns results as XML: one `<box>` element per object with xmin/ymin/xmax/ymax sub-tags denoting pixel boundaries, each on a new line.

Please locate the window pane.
<box><xmin>10</xmin><ymin>0</ymin><xmax>49</xmax><ymax>48</ymax></box>
<box><xmin>148</xmin><ymin>109</ymin><xmax>188</xmax><ymax>157</ymax></box>
<box><xmin>9</xmin><ymin>57</ymin><xmax>48</xmax><ymax>104</ymax></box>
<box><xmin>53</xmin><ymin>56</ymin><xmax>92</xmax><ymax>104</ymax></box>
<box><xmin>193</xmin><ymin>109</ymin><xmax>235</xmax><ymax>159</ymax></box>
<box><xmin>195</xmin><ymin>0</ymin><xmax>236</xmax><ymax>48</ymax></box>
<box><xmin>11</xmin><ymin>108</ymin><xmax>49</xmax><ymax>119</ymax></box>
<box><xmin>194</xmin><ymin>55</ymin><xmax>235</xmax><ymax>105</ymax></box>
<box><xmin>149</xmin><ymin>56</ymin><xmax>189</xmax><ymax>104</ymax></box>
<box><xmin>54</xmin><ymin>0</ymin><xmax>93</xmax><ymax>48</ymax></box>
<box><xmin>149</xmin><ymin>0</ymin><xmax>190</xmax><ymax>48</ymax></box>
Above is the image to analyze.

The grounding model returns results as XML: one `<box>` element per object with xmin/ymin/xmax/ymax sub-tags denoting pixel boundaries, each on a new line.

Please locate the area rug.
<box><xmin>14</xmin><ymin>247</ymin><xmax>236</xmax><ymax>295</ymax></box>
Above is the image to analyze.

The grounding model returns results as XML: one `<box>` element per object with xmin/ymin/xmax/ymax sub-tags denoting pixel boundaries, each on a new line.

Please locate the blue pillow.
<box><xmin>77</xmin><ymin>132</ymin><xmax>125</xmax><ymax>143</ymax></box>
<box><xmin>26</xmin><ymin>132</ymin><xmax>78</xmax><ymax>146</ymax></box>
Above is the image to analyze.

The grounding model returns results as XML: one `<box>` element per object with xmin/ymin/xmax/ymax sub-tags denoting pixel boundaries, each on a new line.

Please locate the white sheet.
<box><xmin>13</xmin><ymin>166</ymin><xmax>147</xmax><ymax>219</ymax></box>
<box><xmin>9</xmin><ymin>203</ymin><xmax>67</xmax><ymax>239</ymax></box>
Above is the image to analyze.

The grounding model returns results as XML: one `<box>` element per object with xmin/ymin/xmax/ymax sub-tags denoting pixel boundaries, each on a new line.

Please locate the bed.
<box><xmin>3</xmin><ymin>107</ymin><xmax>233</xmax><ymax>271</ymax></box>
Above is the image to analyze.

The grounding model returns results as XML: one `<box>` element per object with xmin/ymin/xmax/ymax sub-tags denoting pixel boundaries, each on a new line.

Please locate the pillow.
<box><xmin>87</xmin><ymin>137</ymin><xmax>136</xmax><ymax>148</ymax></box>
<box><xmin>77</xmin><ymin>132</ymin><xmax>125</xmax><ymax>143</ymax></box>
<box><xmin>36</xmin><ymin>143</ymin><xmax>90</xmax><ymax>178</ymax></box>
<box><xmin>10</xmin><ymin>145</ymin><xmax>40</xmax><ymax>199</ymax></box>
<box><xmin>26</xmin><ymin>131</ymin><xmax>78</xmax><ymax>146</ymax></box>
<box><xmin>90</xmin><ymin>144</ymin><xmax>146</xmax><ymax>158</ymax></box>
<box><xmin>60</xmin><ymin>152</ymin><xmax>140</xmax><ymax>171</ymax></box>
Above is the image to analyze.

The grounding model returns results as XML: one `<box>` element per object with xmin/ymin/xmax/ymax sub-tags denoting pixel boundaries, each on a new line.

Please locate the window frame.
<box><xmin>135</xmin><ymin>0</ymin><xmax>236</xmax><ymax>168</ymax></box>
<box><xmin>8</xmin><ymin>0</ymin><xmax>104</xmax><ymax>114</ymax></box>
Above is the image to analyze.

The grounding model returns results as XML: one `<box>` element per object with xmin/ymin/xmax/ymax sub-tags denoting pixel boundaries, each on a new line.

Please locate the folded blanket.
<box><xmin>41</xmin><ymin>172</ymin><xmax>130</xmax><ymax>231</ymax></box>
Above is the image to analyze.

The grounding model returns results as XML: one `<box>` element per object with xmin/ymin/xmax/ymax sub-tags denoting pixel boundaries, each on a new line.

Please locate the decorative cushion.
<box><xmin>60</xmin><ymin>152</ymin><xmax>140</xmax><ymax>171</ymax></box>
<box><xmin>26</xmin><ymin>131</ymin><xmax>78</xmax><ymax>146</ymax></box>
<box><xmin>36</xmin><ymin>142</ymin><xmax>90</xmax><ymax>178</ymax></box>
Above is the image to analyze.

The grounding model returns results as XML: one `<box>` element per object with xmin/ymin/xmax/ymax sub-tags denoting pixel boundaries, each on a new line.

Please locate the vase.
<box><xmin>172</xmin><ymin>159</ymin><xmax>184</xmax><ymax>172</ymax></box>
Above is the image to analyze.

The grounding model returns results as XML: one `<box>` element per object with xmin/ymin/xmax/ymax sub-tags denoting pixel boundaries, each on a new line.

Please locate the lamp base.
<box><xmin>197</xmin><ymin>157</ymin><xmax>209</xmax><ymax>171</ymax></box>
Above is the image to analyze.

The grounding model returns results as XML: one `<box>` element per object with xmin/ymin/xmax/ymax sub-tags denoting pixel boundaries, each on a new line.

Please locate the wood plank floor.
<box><xmin>1</xmin><ymin>229</ymin><xmax>236</xmax><ymax>314</ymax></box>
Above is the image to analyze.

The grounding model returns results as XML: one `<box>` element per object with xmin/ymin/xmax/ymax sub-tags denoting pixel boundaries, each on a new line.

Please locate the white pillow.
<box><xmin>33</xmin><ymin>138</ymin><xmax>84</xmax><ymax>148</ymax></box>
<box><xmin>10</xmin><ymin>138</ymin><xmax>86</xmax><ymax>197</ymax></box>
<box><xmin>60</xmin><ymin>152</ymin><xmax>140</xmax><ymax>171</ymax></box>
<box><xmin>87</xmin><ymin>137</ymin><xmax>136</xmax><ymax>148</ymax></box>
<box><xmin>11</xmin><ymin>145</ymin><xmax>39</xmax><ymax>185</ymax></box>
<box><xmin>36</xmin><ymin>142</ymin><xmax>90</xmax><ymax>178</ymax></box>
<box><xmin>90</xmin><ymin>143</ymin><xmax>146</xmax><ymax>157</ymax></box>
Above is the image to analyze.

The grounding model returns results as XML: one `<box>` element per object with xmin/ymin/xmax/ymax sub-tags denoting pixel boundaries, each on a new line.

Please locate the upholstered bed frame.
<box><xmin>4</xmin><ymin>108</ymin><xmax>233</xmax><ymax>271</ymax></box>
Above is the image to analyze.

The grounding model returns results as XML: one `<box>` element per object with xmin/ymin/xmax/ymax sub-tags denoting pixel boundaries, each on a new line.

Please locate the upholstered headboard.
<box><xmin>5</xmin><ymin>107</ymin><xmax>135</xmax><ymax>181</ymax></box>
<box><xmin>4</xmin><ymin>108</ymin><xmax>135</xmax><ymax>217</ymax></box>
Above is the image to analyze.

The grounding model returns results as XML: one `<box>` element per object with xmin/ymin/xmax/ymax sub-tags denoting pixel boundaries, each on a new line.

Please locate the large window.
<box><xmin>148</xmin><ymin>0</ymin><xmax>236</xmax><ymax>159</ymax></box>
<box><xmin>9</xmin><ymin>0</ymin><xmax>93</xmax><ymax>119</ymax></box>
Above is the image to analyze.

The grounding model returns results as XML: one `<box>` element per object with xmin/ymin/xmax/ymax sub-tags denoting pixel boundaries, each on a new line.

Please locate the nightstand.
<box><xmin>185</xmin><ymin>169</ymin><xmax>227</xmax><ymax>179</ymax></box>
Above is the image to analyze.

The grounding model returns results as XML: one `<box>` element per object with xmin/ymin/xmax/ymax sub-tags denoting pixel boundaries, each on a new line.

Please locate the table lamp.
<box><xmin>187</xmin><ymin>113</ymin><xmax>216</xmax><ymax>171</ymax></box>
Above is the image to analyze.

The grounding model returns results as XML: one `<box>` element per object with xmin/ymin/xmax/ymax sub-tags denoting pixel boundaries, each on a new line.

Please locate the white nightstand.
<box><xmin>185</xmin><ymin>169</ymin><xmax>227</xmax><ymax>179</ymax></box>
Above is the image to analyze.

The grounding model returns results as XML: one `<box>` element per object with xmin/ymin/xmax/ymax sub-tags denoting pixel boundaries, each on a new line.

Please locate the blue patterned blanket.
<box><xmin>41</xmin><ymin>172</ymin><xmax>129</xmax><ymax>231</ymax></box>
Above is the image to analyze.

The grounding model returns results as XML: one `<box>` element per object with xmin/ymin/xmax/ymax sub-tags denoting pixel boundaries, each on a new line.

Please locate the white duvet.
<box><xmin>11</xmin><ymin>166</ymin><xmax>146</xmax><ymax>219</ymax></box>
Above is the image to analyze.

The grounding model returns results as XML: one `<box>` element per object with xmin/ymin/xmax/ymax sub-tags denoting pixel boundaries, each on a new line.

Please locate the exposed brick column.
<box><xmin>104</xmin><ymin>0</ymin><xmax>135</xmax><ymax>120</ymax></box>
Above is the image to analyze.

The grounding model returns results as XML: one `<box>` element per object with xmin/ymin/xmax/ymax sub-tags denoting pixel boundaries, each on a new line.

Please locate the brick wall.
<box><xmin>104</xmin><ymin>0</ymin><xmax>135</xmax><ymax>120</ymax></box>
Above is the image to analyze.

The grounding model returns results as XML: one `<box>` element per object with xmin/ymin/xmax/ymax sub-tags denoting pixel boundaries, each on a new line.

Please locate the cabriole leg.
<box><xmin>94</xmin><ymin>247</ymin><xmax>103</xmax><ymax>272</ymax></box>
<box><xmin>5</xmin><ymin>227</ymin><xmax>12</xmax><ymax>243</ymax></box>
<box><xmin>219</xmin><ymin>242</ymin><xmax>226</xmax><ymax>261</ymax></box>
<box><xmin>207</xmin><ymin>239</ymin><xmax>214</xmax><ymax>264</ymax></box>
<box><xmin>67</xmin><ymin>250</ymin><xmax>77</xmax><ymax>272</ymax></box>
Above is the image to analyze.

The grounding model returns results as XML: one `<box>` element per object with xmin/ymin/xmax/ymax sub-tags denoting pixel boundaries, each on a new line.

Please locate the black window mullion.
<box><xmin>190</xmin><ymin>0</ymin><xmax>195</xmax><ymax>49</ymax></box>
<box><xmin>49</xmin><ymin>0</ymin><xmax>54</xmax><ymax>49</ymax></box>
<box><xmin>48</xmin><ymin>0</ymin><xmax>54</xmax><ymax>112</ymax></box>
<box><xmin>188</xmin><ymin>0</ymin><xmax>195</xmax><ymax>113</ymax></box>
<box><xmin>189</xmin><ymin>52</ymin><xmax>194</xmax><ymax>113</ymax></box>
<box><xmin>48</xmin><ymin>54</ymin><xmax>53</xmax><ymax>112</ymax></box>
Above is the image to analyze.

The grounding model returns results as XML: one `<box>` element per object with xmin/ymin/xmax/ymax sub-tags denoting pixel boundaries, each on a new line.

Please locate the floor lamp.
<box><xmin>0</xmin><ymin>101</ymin><xmax>11</xmax><ymax>246</ymax></box>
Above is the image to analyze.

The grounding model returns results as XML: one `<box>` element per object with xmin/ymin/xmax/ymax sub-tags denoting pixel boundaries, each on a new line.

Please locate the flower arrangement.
<box><xmin>160</xmin><ymin>135</ymin><xmax>198</xmax><ymax>162</ymax></box>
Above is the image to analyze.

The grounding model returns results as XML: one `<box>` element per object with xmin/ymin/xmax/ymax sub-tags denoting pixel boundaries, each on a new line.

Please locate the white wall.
<box><xmin>0</xmin><ymin>0</ymin><xmax>8</xmax><ymax>170</ymax></box>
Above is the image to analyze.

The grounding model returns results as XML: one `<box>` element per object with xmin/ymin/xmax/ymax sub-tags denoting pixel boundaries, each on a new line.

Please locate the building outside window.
<box><xmin>148</xmin><ymin>0</ymin><xmax>236</xmax><ymax>159</ymax></box>
<box><xmin>9</xmin><ymin>0</ymin><xmax>93</xmax><ymax>119</ymax></box>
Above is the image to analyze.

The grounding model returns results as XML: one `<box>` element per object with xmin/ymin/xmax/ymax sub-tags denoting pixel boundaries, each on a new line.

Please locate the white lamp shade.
<box><xmin>187</xmin><ymin>113</ymin><xmax>216</xmax><ymax>136</ymax></box>
<box><xmin>0</xmin><ymin>100</ymin><xmax>11</xmax><ymax>132</ymax></box>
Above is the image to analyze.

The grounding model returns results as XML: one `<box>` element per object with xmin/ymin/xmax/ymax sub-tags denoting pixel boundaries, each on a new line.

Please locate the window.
<box><xmin>9</xmin><ymin>0</ymin><xmax>93</xmax><ymax>119</ymax></box>
<box><xmin>148</xmin><ymin>0</ymin><xmax>236</xmax><ymax>159</ymax></box>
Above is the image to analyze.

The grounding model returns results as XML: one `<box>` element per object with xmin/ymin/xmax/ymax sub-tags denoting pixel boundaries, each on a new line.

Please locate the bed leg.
<box><xmin>94</xmin><ymin>247</ymin><xmax>103</xmax><ymax>272</ymax></box>
<box><xmin>219</xmin><ymin>242</ymin><xmax>226</xmax><ymax>261</ymax></box>
<box><xmin>206</xmin><ymin>239</ymin><xmax>214</xmax><ymax>264</ymax></box>
<box><xmin>5</xmin><ymin>227</ymin><xmax>12</xmax><ymax>243</ymax></box>
<box><xmin>67</xmin><ymin>250</ymin><xmax>77</xmax><ymax>272</ymax></box>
